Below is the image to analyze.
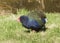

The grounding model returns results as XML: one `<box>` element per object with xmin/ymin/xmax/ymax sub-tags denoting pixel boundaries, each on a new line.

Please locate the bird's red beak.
<box><xmin>17</xmin><ymin>17</ymin><xmax>20</xmax><ymax>22</ymax></box>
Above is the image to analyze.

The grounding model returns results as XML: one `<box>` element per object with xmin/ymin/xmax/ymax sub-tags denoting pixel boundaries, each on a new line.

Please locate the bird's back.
<box><xmin>27</xmin><ymin>10</ymin><xmax>46</xmax><ymax>26</ymax></box>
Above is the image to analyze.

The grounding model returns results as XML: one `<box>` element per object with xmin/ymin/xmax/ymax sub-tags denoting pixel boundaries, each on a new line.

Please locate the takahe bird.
<box><xmin>17</xmin><ymin>10</ymin><xmax>47</xmax><ymax>32</ymax></box>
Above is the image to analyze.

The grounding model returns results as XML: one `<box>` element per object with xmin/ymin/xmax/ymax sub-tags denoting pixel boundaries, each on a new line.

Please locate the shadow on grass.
<box><xmin>24</xmin><ymin>27</ymin><xmax>48</xmax><ymax>33</ymax></box>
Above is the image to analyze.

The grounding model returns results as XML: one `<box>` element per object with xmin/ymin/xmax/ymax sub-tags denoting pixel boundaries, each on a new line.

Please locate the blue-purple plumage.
<box><xmin>19</xmin><ymin>15</ymin><xmax>46</xmax><ymax>32</ymax></box>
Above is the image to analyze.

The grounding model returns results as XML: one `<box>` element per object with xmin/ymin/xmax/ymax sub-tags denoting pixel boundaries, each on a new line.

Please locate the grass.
<box><xmin>0</xmin><ymin>12</ymin><xmax>60</xmax><ymax>43</ymax></box>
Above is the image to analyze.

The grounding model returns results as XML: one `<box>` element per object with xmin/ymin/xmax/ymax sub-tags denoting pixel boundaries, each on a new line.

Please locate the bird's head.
<box><xmin>17</xmin><ymin>16</ymin><xmax>27</xmax><ymax>23</ymax></box>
